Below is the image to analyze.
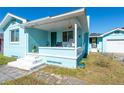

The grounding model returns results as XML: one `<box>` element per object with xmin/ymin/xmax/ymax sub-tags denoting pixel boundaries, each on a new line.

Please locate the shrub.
<box><xmin>0</xmin><ymin>55</ymin><xmax>16</xmax><ymax>65</ymax></box>
<box><xmin>96</xmin><ymin>56</ymin><xmax>112</xmax><ymax>68</ymax></box>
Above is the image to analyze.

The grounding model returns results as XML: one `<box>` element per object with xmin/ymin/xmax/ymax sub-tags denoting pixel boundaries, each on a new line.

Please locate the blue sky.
<box><xmin>0</xmin><ymin>7</ymin><xmax>124</xmax><ymax>33</ymax></box>
<box><xmin>0</xmin><ymin>7</ymin><xmax>81</xmax><ymax>21</ymax></box>
<box><xmin>86</xmin><ymin>7</ymin><xmax>124</xmax><ymax>33</ymax></box>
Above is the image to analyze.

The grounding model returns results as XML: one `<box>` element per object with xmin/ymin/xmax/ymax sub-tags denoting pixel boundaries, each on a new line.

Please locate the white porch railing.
<box><xmin>39</xmin><ymin>47</ymin><xmax>76</xmax><ymax>59</ymax></box>
<box><xmin>38</xmin><ymin>47</ymin><xmax>83</xmax><ymax>59</ymax></box>
<box><xmin>77</xmin><ymin>47</ymin><xmax>83</xmax><ymax>56</ymax></box>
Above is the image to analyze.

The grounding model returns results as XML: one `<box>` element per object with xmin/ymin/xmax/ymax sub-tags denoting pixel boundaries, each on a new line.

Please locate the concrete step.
<box><xmin>8</xmin><ymin>54</ymin><xmax>45</xmax><ymax>70</ymax></box>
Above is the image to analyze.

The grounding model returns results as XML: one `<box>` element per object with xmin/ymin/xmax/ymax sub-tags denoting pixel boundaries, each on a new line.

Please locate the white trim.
<box><xmin>89</xmin><ymin>36</ymin><xmax>102</xmax><ymax>38</ymax></box>
<box><xmin>9</xmin><ymin>28</ymin><xmax>20</xmax><ymax>43</ymax></box>
<box><xmin>51</xmin><ymin>8</ymin><xmax>84</xmax><ymax>19</ymax></box>
<box><xmin>10</xmin><ymin>42</ymin><xmax>20</xmax><ymax>44</ymax></box>
<box><xmin>0</xmin><ymin>13</ymin><xmax>27</xmax><ymax>29</ymax></box>
<box><xmin>74</xmin><ymin>23</ymin><xmax>77</xmax><ymax>57</ymax></box>
<box><xmin>100</xmin><ymin>28</ymin><xmax>124</xmax><ymax>37</ymax></box>
<box><xmin>23</xmin><ymin>8</ymin><xmax>85</xmax><ymax>28</ymax></box>
<box><xmin>24</xmin><ymin>16</ymin><xmax>50</xmax><ymax>26</ymax></box>
<box><xmin>39</xmin><ymin>47</ymin><xmax>75</xmax><ymax>50</ymax></box>
<box><xmin>7</xmin><ymin>13</ymin><xmax>27</xmax><ymax>23</ymax></box>
<box><xmin>90</xmin><ymin>28</ymin><xmax>124</xmax><ymax>38</ymax></box>
<box><xmin>27</xmin><ymin>53</ymin><xmax>77</xmax><ymax>60</ymax></box>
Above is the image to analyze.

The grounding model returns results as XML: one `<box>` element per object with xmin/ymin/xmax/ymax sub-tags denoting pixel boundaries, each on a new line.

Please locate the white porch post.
<box><xmin>74</xmin><ymin>23</ymin><xmax>77</xmax><ymax>57</ymax></box>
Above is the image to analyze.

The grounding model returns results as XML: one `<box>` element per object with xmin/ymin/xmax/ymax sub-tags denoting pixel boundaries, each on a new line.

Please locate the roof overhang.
<box><xmin>0</xmin><ymin>13</ymin><xmax>27</xmax><ymax>29</ymax></box>
<box><xmin>100</xmin><ymin>28</ymin><xmax>124</xmax><ymax>37</ymax></box>
<box><xmin>23</xmin><ymin>8</ymin><xmax>86</xmax><ymax>32</ymax></box>
<box><xmin>89</xmin><ymin>36</ymin><xmax>102</xmax><ymax>38</ymax></box>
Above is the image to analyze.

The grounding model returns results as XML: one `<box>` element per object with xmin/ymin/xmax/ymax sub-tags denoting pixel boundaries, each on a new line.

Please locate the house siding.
<box><xmin>97</xmin><ymin>37</ymin><xmax>102</xmax><ymax>52</ymax></box>
<box><xmin>102</xmin><ymin>30</ymin><xmax>124</xmax><ymax>52</ymax></box>
<box><xmin>4</xmin><ymin>19</ymin><xmax>27</xmax><ymax>58</ymax></box>
<box><xmin>89</xmin><ymin>30</ymin><xmax>124</xmax><ymax>53</ymax></box>
<box><xmin>26</xmin><ymin>28</ymin><xmax>48</xmax><ymax>52</ymax></box>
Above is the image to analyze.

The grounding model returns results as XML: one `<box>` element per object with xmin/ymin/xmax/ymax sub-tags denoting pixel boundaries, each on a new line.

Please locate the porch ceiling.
<box><xmin>25</xmin><ymin>18</ymin><xmax>79</xmax><ymax>32</ymax></box>
<box><xmin>24</xmin><ymin>8</ymin><xmax>84</xmax><ymax>32</ymax></box>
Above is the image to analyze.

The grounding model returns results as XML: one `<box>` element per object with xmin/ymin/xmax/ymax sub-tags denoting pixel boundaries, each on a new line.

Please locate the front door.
<box><xmin>51</xmin><ymin>32</ymin><xmax>57</xmax><ymax>47</ymax></box>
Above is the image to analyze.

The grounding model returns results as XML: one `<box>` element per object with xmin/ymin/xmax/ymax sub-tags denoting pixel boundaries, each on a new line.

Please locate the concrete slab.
<box><xmin>0</xmin><ymin>65</ymin><xmax>29</xmax><ymax>84</ymax></box>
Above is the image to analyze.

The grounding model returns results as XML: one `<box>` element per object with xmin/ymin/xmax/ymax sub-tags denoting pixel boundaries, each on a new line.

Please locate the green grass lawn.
<box><xmin>3</xmin><ymin>53</ymin><xmax>124</xmax><ymax>85</ymax></box>
<box><xmin>0</xmin><ymin>54</ymin><xmax>16</xmax><ymax>65</ymax></box>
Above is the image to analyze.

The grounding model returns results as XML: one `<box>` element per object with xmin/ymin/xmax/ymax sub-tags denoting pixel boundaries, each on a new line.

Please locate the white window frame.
<box><xmin>10</xmin><ymin>29</ymin><xmax>20</xmax><ymax>44</ymax></box>
<box><xmin>62</xmin><ymin>31</ymin><xmax>74</xmax><ymax>42</ymax></box>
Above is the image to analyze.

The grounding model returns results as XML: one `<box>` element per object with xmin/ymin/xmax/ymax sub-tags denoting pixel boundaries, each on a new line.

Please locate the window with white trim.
<box><xmin>10</xmin><ymin>29</ymin><xmax>19</xmax><ymax>42</ymax></box>
<box><xmin>62</xmin><ymin>31</ymin><xmax>73</xmax><ymax>42</ymax></box>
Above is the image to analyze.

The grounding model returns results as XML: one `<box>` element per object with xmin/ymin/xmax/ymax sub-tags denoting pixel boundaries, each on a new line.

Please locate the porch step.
<box><xmin>8</xmin><ymin>54</ymin><xmax>45</xmax><ymax>70</ymax></box>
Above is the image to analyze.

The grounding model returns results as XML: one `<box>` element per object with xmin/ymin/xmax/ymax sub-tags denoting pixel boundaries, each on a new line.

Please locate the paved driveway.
<box><xmin>0</xmin><ymin>65</ymin><xmax>29</xmax><ymax>84</ymax></box>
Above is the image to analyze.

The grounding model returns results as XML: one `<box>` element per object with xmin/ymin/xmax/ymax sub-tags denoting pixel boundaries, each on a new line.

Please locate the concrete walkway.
<box><xmin>0</xmin><ymin>65</ymin><xmax>29</xmax><ymax>84</ymax></box>
<box><xmin>0</xmin><ymin>65</ymin><xmax>85</xmax><ymax>85</ymax></box>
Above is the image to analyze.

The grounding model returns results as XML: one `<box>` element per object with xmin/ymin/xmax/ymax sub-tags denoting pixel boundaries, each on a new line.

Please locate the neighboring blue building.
<box><xmin>0</xmin><ymin>8</ymin><xmax>89</xmax><ymax>69</ymax></box>
<box><xmin>89</xmin><ymin>28</ymin><xmax>124</xmax><ymax>53</ymax></box>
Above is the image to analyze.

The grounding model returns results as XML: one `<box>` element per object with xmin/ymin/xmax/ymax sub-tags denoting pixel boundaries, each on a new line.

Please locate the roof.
<box><xmin>24</xmin><ymin>8</ymin><xmax>85</xmax><ymax>27</ymax></box>
<box><xmin>23</xmin><ymin>8</ymin><xmax>87</xmax><ymax>32</ymax></box>
<box><xmin>101</xmin><ymin>28</ymin><xmax>124</xmax><ymax>37</ymax></box>
<box><xmin>0</xmin><ymin>13</ymin><xmax>27</xmax><ymax>29</ymax></box>
<box><xmin>0</xmin><ymin>8</ymin><xmax>87</xmax><ymax>32</ymax></box>
<box><xmin>90</xmin><ymin>33</ymin><xmax>102</xmax><ymax>37</ymax></box>
<box><xmin>90</xmin><ymin>28</ymin><xmax>124</xmax><ymax>38</ymax></box>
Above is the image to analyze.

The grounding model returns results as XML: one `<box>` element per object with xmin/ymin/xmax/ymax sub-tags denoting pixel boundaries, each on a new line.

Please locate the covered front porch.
<box><xmin>24</xmin><ymin>9</ymin><xmax>86</xmax><ymax>59</ymax></box>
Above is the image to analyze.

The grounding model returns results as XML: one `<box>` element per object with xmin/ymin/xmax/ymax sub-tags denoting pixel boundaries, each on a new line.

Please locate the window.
<box><xmin>91</xmin><ymin>38</ymin><xmax>97</xmax><ymax>48</ymax></box>
<box><xmin>63</xmin><ymin>32</ymin><xmax>67</xmax><ymax>42</ymax></box>
<box><xmin>10</xmin><ymin>29</ymin><xmax>19</xmax><ymax>42</ymax></box>
<box><xmin>63</xmin><ymin>31</ymin><xmax>73</xmax><ymax>42</ymax></box>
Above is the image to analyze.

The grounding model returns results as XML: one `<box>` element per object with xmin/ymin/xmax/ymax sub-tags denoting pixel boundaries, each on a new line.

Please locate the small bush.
<box><xmin>0</xmin><ymin>55</ymin><xmax>16</xmax><ymax>65</ymax></box>
<box><xmin>96</xmin><ymin>56</ymin><xmax>112</xmax><ymax>68</ymax></box>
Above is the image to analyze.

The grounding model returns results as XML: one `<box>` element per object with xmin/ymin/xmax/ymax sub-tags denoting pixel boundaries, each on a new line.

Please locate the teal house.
<box><xmin>89</xmin><ymin>28</ymin><xmax>124</xmax><ymax>53</ymax></box>
<box><xmin>0</xmin><ymin>8</ymin><xmax>89</xmax><ymax>69</ymax></box>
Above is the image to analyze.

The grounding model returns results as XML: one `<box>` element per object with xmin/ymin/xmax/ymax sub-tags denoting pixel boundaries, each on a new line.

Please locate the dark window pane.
<box><xmin>11</xmin><ymin>29</ymin><xmax>19</xmax><ymax>42</ymax></box>
<box><xmin>89</xmin><ymin>38</ymin><xmax>92</xmax><ymax>43</ymax></box>
<box><xmin>63</xmin><ymin>32</ymin><xmax>67</xmax><ymax>42</ymax></box>
<box><xmin>92</xmin><ymin>38</ymin><xmax>96</xmax><ymax>43</ymax></box>
<box><xmin>68</xmin><ymin>31</ymin><xmax>73</xmax><ymax>41</ymax></box>
<box><xmin>11</xmin><ymin>31</ymin><xmax>14</xmax><ymax>42</ymax></box>
<box><xmin>15</xmin><ymin>29</ymin><xmax>19</xmax><ymax>41</ymax></box>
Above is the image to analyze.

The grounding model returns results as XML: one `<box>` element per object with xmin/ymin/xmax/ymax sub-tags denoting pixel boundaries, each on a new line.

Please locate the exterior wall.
<box><xmin>83</xmin><ymin>32</ymin><xmax>89</xmax><ymax>56</ymax></box>
<box><xmin>38</xmin><ymin>55</ymin><xmax>77</xmax><ymax>68</ymax></box>
<box><xmin>102</xmin><ymin>30</ymin><xmax>124</xmax><ymax>52</ymax></box>
<box><xmin>39</xmin><ymin>47</ymin><xmax>75</xmax><ymax>58</ymax></box>
<box><xmin>77</xmin><ymin>27</ymin><xmax>83</xmax><ymax>47</ymax></box>
<box><xmin>89</xmin><ymin>37</ymin><xmax>102</xmax><ymax>52</ymax></box>
<box><xmin>97</xmin><ymin>37</ymin><xmax>102</xmax><ymax>52</ymax></box>
<box><xmin>26</xmin><ymin>28</ymin><xmax>48</xmax><ymax>52</ymax></box>
<box><xmin>3</xmin><ymin>19</ymin><xmax>27</xmax><ymax>58</ymax></box>
<box><xmin>89</xmin><ymin>30</ymin><xmax>124</xmax><ymax>53</ymax></box>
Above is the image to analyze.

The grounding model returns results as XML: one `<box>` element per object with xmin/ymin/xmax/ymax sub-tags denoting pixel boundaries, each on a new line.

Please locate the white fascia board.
<box><xmin>51</xmin><ymin>8</ymin><xmax>84</xmax><ymax>19</ymax></box>
<box><xmin>7</xmin><ymin>13</ymin><xmax>27</xmax><ymax>23</ymax></box>
<box><xmin>0</xmin><ymin>13</ymin><xmax>27</xmax><ymax>29</ymax></box>
<box><xmin>90</xmin><ymin>35</ymin><xmax>102</xmax><ymax>38</ymax></box>
<box><xmin>24</xmin><ymin>16</ymin><xmax>50</xmax><ymax>26</ymax></box>
<box><xmin>100</xmin><ymin>28</ymin><xmax>124</xmax><ymax>37</ymax></box>
<box><xmin>24</xmin><ymin>8</ymin><xmax>85</xmax><ymax>27</ymax></box>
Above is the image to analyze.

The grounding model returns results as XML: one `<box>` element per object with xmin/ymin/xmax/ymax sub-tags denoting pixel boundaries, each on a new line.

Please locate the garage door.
<box><xmin>106</xmin><ymin>39</ymin><xmax>124</xmax><ymax>53</ymax></box>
